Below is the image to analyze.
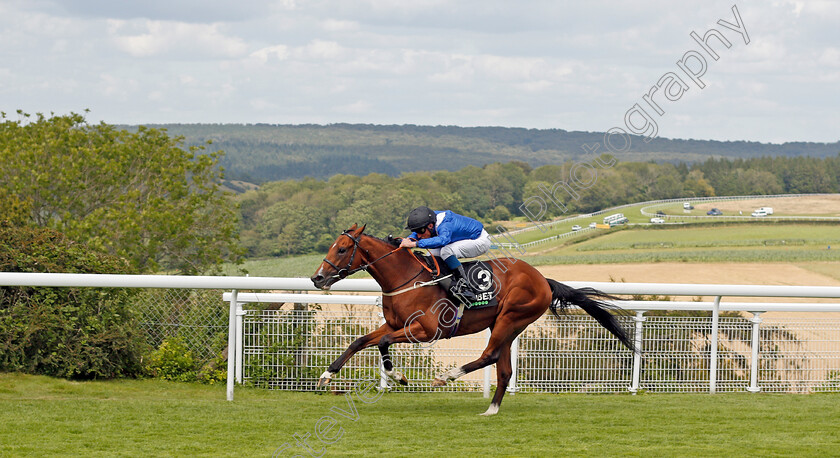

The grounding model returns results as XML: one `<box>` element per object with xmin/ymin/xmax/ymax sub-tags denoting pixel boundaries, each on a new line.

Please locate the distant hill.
<box><xmin>129</xmin><ymin>124</ymin><xmax>840</xmax><ymax>183</ymax></box>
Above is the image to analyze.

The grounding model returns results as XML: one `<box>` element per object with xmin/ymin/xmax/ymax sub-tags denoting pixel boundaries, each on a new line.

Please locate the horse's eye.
<box><xmin>338</xmin><ymin>247</ymin><xmax>347</xmax><ymax>254</ymax></box>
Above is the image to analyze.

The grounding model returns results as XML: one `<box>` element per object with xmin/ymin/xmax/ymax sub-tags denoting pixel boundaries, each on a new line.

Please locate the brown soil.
<box><xmin>693</xmin><ymin>195</ymin><xmax>840</xmax><ymax>216</ymax></box>
<box><xmin>535</xmin><ymin>262</ymin><xmax>840</xmax><ymax>319</ymax></box>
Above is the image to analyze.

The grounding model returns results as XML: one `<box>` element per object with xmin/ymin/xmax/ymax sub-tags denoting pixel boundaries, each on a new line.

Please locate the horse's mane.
<box><xmin>365</xmin><ymin>233</ymin><xmax>401</xmax><ymax>248</ymax></box>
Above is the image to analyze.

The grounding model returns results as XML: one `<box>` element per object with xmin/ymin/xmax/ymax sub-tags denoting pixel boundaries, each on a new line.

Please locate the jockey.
<box><xmin>399</xmin><ymin>206</ymin><xmax>491</xmax><ymax>301</ymax></box>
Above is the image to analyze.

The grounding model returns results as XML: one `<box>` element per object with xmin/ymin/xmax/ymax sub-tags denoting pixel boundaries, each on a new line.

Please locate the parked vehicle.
<box><xmin>683</xmin><ymin>202</ymin><xmax>694</xmax><ymax>210</ymax></box>
<box><xmin>707</xmin><ymin>208</ymin><xmax>723</xmax><ymax>216</ymax></box>
<box><xmin>571</xmin><ymin>225</ymin><xmax>582</xmax><ymax>231</ymax></box>
<box><xmin>759</xmin><ymin>207</ymin><xmax>774</xmax><ymax>215</ymax></box>
<box><xmin>603</xmin><ymin>213</ymin><xmax>629</xmax><ymax>226</ymax></box>
<box><xmin>751</xmin><ymin>209</ymin><xmax>767</xmax><ymax>217</ymax></box>
<box><xmin>656</xmin><ymin>210</ymin><xmax>666</xmax><ymax>216</ymax></box>
<box><xmin>650</xmin><ymin>217</ymin><xmax>665</xmax><ymax>224</ymax></box>
<box><xmin>589</xmin><ymin>222</ymin><xmax>597</xmax><ymax>228</ymax></box>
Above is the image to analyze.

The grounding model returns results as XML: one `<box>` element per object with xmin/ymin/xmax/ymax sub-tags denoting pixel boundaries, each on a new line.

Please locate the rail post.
<box><xmin>235</xmin><ymin>301</ymin><xmax>245</xmax><ymax>384</ymax></box>
<box><xmin>629</xmin><ymin>311</ymin><xmax>646</xmax><ymax>394</ymax></box>
<box><xmin>748</xmin><ymin>312</ymin><xmax>763</xmax><ymax>393</ymax></box>
<box><xmin>507</xmin><ymin>335</ymin><xmax>520</xmax><ymax>394</ymax></box>
<box><xmin>226</xmin><ymin>289</ymin><xmax>238</xmax><ymax>401</ymax></box>
<box><xmin>378</xmin><ymin>312</ymin><xmax>389</xmax><ymax>391</ymax></box>
<box><xmin>483</xmin><ymin>328</ymin><xmax>492</xmax><ymax>398</ymax></box>
<box><xmin>710</xmin><ymin>296</ymin><xmax>721</xmax><ymax>394</ymax></box>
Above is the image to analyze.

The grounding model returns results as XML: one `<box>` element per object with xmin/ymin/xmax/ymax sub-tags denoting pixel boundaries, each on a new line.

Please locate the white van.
<box><xmin>759</xmin><ymin>207</ymin><xmax>774</xmax><ymax>215</ymax></box>
<box><xmin>751</xmin><ymin>209</ymin><xmax>767</xmax><ymax>217</ymax></box>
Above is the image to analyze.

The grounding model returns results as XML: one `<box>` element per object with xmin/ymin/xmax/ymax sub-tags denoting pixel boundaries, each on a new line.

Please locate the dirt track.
<box><xmin>535</xmin><ymin>262</ymin><xmax>840</xmax><ymax>319</ymax></box>
<box><xmin>535</xmin><ymin>262</ymin><xmax>840</xmax><ymax>287</ymax></box>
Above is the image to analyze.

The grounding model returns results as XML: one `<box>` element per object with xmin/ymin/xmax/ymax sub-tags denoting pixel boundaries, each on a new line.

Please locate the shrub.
<box><xmin>0</xmin><ymin>222</ymin><xmax>146</xmax><ymax>378</ymax></box>
<box><xmin>145</xmin><ymin>338</ymin><xmax>228</xmax><ymax>384</ymax></box>
<box><xmin>145</xmin><ymin>338</ymin><xmax>197</xmax><ymax>382</ymax></box>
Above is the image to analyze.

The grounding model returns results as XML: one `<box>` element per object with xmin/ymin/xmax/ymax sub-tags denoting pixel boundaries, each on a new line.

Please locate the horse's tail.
<box><xmin>545</xmin><ymin>278</ymin><xmax>636</xmax><ymax>353</ymax></box>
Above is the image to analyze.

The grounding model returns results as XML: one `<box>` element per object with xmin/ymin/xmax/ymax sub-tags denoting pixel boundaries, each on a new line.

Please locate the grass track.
<box><xmin>2</xmin><ymin>373</ymin><xmax>839</xmax><ymax>457</ymax></box>
<box><xmin>527</xmin><ymin>223</ymin><xmax>840</xmax><ymax>265</ymax></box>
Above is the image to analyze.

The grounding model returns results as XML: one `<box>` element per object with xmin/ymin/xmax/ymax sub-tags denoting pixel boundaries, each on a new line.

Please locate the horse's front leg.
<box><xmin>318</xmin><ymin>324</ymin><xmax>394</xmax><ymax>386</ymax></box>
<box><xmin>377</xmin><ymin>319</ymin><xmax>431</xmax><ymax>386</ymax></box>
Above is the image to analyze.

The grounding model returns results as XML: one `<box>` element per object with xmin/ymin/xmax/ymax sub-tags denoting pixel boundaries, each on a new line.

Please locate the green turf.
<box><xmin>221</xmin><ymin>254</ymin><xmax>371</xmax><ymax>279</ymax></box>
<box><xmin>2</xmin><ymin>373</ymin><xmax>839</xmax><ymax>457</ymax></box>
<box><xmin>524</xmin><ymin>223</ymin><xmax>840</xmax><ymax>264</ymax></box>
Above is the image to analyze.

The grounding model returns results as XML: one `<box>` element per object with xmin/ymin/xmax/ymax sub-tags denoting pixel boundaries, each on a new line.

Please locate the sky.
<box><xmin>1</xmin><ymin>0</ymin><xmax>839</xmax><ymax>143</ymax></box>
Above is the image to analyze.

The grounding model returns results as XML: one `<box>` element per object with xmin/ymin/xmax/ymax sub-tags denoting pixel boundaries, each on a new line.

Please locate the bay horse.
<box><xmin>310</xmin><ymin>224</ymin><xmax>635</xmax><ymax>416</ymax></box>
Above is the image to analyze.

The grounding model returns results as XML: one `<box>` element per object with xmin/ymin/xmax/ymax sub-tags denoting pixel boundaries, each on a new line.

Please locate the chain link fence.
<box><xmin>135</xmin><ymin>288</ymin><xmax>227</xmax><ymax>363</ymax></box>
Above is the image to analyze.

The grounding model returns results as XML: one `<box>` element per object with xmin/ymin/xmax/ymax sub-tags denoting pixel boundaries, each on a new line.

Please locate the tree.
<box><xmin>0</xmin><ymin>111</ymin><xmax>242</xmax><ymax>273</ymax></box>
<box><xmin>683</xmin><ymin>170</ymin><xmax>716</xmax><ymax>197</ymax></box>
<box><xmin>0</xmin><ymin>189</ymin><xmax>30</xmax><ymax>227</ymax></box>
<box><xmin>0</xmin><ymin>222</ymin><xmax>145</xmax><ymax>378</ymax></box>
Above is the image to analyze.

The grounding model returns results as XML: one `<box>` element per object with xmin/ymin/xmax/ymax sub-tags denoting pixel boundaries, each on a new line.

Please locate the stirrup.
<box><xmin>450</xmin><ymin>279</ymin><xmax>477</xmax><ymax>301</ymax></box>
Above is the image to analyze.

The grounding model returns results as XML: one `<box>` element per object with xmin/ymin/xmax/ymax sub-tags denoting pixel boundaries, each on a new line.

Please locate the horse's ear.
<box><xmin>346</xmin><ymin>223</ymin><xmax>358</xmax><ymax>232</ymax></box>
<box><xmin>356</xmin><ymin>224</ymin><xmax>367</xmax><ymax>235</ymax></box>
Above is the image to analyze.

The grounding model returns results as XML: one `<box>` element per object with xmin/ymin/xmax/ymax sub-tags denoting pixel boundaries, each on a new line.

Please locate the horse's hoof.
<box><xmin>317</xmin><ymin>371</ymin><xmax>334</xmax><ymax>387</ymax></box>
<box><xmin>385</xmin><ymin>370</ymin><xmax>410</xmax><ymax>386</ymax></box>
<box><xmin>431</xmin><ymin>378</ymin><xmax>446</xmax><ymax>387</ymax></box>
<box><xmin>479</xmin><ymin>403</ymin><xmax>500</xmax><ymax>416</ymax></box>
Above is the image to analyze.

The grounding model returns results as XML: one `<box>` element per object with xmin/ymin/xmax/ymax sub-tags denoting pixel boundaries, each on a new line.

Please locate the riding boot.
<box><xmin>450</xmin><ymin>265</ymin><xmax>477</xmax><ymax>302</ymax></box>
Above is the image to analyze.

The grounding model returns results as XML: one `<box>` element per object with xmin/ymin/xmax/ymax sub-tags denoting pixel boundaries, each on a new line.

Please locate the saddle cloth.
<box><xmin>412</xmin><ymin>252</ymin><xmax>498</xmax><ymax>309</ymax></box>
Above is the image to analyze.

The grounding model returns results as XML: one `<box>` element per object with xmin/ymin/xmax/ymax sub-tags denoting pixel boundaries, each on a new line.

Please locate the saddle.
<box><xmin>410</xmin><ymin>251</ymin><xmax>498</xmax><ymax>309</ymax></box>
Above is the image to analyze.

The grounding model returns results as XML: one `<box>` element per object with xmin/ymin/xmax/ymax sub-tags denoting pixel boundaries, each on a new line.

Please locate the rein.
<box><xmin>322</xmin><ymin>231</ymin><xmax>402</xmax><ymax>279</ymax></box>
<box><xmin>323</xmin><ymin>232</ymin><xmax>443</xmax><ymax>296</ymax></box>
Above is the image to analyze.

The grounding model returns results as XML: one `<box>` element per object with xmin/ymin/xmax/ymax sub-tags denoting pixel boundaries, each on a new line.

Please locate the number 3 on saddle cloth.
<box><xmin>412</xmin><ymin>251</ymin><xmax>498</xmax><ymax>309</ymax></box>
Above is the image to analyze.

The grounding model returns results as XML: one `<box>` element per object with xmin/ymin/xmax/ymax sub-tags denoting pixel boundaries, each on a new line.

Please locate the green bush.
<box><xmin>145</xmin><ymin>338</ymin><xmax>197</xmax><ymax>382</ymax></box>
<box><xmin>145</xmin><ymin>338</ymin><xmax>227</xmax><ymax>384</ymax></box>
<box><xmin>0</xmin><ymin>222</ymin><xmax>146</xmax><ymax>378</ymax></box>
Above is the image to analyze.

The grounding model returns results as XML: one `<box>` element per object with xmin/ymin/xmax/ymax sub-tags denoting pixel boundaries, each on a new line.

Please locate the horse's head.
<box><xmin>311</xmin><ymin>224</ymin><xmax>367</xmax><ymax>290</ymax></box>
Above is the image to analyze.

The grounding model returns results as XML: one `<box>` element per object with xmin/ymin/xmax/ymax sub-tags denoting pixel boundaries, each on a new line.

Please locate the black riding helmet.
<box><xmin>405</xmin><ymin>206</ymin><xmax>436</xmax><ymax>231</ymax></box>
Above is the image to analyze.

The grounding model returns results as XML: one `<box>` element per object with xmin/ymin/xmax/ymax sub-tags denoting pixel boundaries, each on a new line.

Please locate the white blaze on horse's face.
<box><xmin>315</xmin><ymin>265</ymin><xmax>331</xmax><ymax>290</ymax></box>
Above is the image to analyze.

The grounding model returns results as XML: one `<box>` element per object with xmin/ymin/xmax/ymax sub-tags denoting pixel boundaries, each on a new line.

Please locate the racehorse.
<box><xmin>310</xmin><ymin>224</ymin><xmax>635</xmax><ymax>416</ymax></box>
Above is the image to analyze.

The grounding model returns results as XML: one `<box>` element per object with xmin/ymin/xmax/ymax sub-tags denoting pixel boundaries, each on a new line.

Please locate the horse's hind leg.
<box><xmin>432</xmin><ymin>292</ymin><xmax>546</xmax><ymax>415</ymax></box>
<box><xmin>481</xmin><ymin>345</ymin><xmax>512</xmax><ymax>416</ymax></box>
<box><xmin>432</xmin><ymin>321</ymin><xmax>518</xmax><ymax>388</ymax></box>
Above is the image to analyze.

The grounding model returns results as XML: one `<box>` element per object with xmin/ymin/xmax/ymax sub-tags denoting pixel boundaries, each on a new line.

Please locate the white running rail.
<box><xmin>2</xmin><ymin>273</ymin><xmax>839</xmax><ymax>399</ymax></box>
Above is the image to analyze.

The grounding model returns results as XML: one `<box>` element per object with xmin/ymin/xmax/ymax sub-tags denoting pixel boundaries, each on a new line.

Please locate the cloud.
<box><xmin>249</xmin><ymin>45</ymin><xmax>290</xmax><ymax>65</ymax></box>
<box><xmin>320</xmin><ymin>19</ymin><xmax>360</xmax><ymax>32</ymax></box>
<box><xmin>818</xmin><ymin>48</ymin><xmax>840</xmax><ymax>67</ymax></box>
<box><xmin>294</xmin><ymin>40</ymin><xmax>345</xmax><ymax>61</ymax></box>
<box><xmin>47</xmin><ymin>0</ymin><xmax>277</xmax><ymax>22</ymax></box>
<box><xmin>2</xmin><ymin>0</ymin><xmax>839</xmax><ymax>141</ymax></box>
<box><xmin>108</xmin><ymin>19</ymin><xmax>248</xmax><ymax>59</ymax></box>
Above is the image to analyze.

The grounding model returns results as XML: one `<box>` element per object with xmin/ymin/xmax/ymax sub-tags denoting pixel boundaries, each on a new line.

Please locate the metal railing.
<box><xmin>2</xmin><ymin>273</ymin><xmax>840</xmax><ymax>400</ymax></box>
<box><xmin>221</xmin><ymin>278</ymin><xmax>840</xmax><ymax>398</ymax></box>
